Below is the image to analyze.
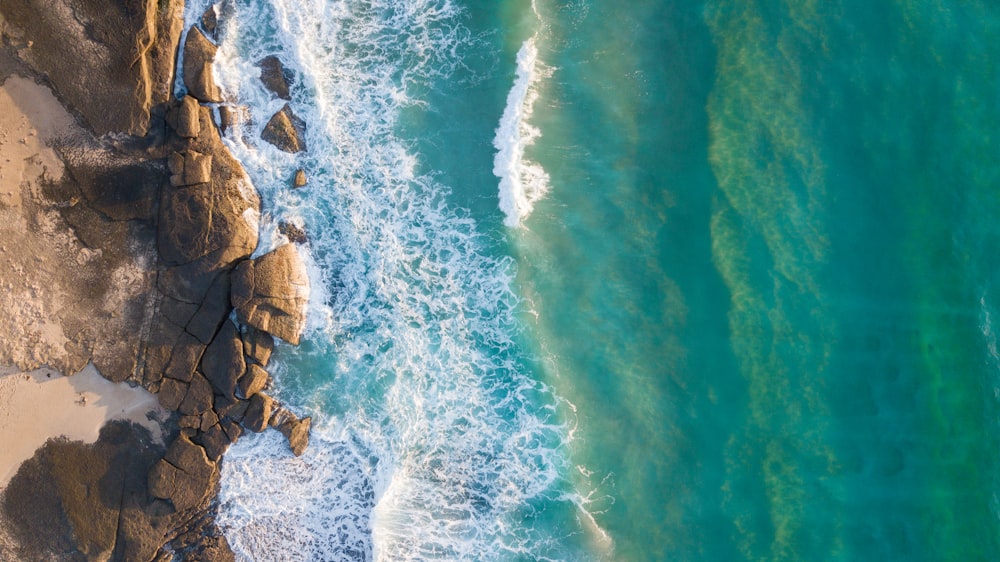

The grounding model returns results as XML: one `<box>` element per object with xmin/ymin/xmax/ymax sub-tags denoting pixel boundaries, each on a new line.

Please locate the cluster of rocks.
<box><xmin>143</xmin><ymin>16</ymin><xmax>314</xmax><ymax>515</ymax></box>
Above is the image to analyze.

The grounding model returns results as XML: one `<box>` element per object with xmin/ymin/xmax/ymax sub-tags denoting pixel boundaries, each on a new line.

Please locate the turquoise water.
<box><xmin>190</xmin><ymin>0</ymin><xmax>1000</xmax><ymax>559</ymax></box>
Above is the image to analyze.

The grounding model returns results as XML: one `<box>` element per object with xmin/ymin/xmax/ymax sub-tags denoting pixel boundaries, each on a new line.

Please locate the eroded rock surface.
<box><xmin>231</xmin><ymin>244</ymin><xmax>310</xmax><ymax>345</ymax></box>
<box><xmin>261</xmin><ymin>103</ymin><xmax>307</xmax><ymax>153</ymax></box>
<box><xmin>183</xmin><ymin>26</ymin><xmax>223</xmax><ymax>103</ymax></box>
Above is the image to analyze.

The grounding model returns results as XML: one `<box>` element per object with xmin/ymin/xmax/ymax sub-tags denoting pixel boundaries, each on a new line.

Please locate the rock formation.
<box><xmin>279</xmin><ymin>220</ymin><xmax>308</xmax><ymax>244</ymax></box>
<box><xmin>183</xmin><ymin>26</ymin><xmax>223</xmax><ymax>103</ymax></box>
<box><xmin>231</xmin><ymin>243</ymin><xmax>311</xmax><ymax>345</ymax></box>
<box><xmin>259</xmin><ymin>55</ymin><xmax>293</xmax><ymax>100</ymax></box>
<box><xmin>261</xmin><ymin>103</ymin><xmax>307</xmax><ymax>153</ymax></box>
<box><xmin>293</xmin><ymin>168</ymin><xmax>308</xmax><ymax>188</ymax></box>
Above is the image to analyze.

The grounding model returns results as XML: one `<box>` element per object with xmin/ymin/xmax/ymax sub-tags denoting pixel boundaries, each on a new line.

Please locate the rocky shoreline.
<box><xmin>0</xmin><ymin>0</ymin><xmax>313</xmax><ymax>559</ymax></box>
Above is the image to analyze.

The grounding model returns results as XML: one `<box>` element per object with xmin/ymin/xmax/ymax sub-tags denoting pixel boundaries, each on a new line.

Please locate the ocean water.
<box><xmin>180</xmin><ymin>0</ymin><xmax>1000</xmax><ymax>559</ymax></box>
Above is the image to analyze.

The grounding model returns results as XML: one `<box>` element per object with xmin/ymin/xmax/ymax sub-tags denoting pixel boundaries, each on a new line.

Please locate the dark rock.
<box><xmin>279</xmin><ymin>416</ymin><xmax>311</xmax><ymax>457</ymax></box>
<box><xmin>258</xmin><ymin>55</ymin><xmax>293</xmax><ymax>100</ymax></box>
<box><xmin>164</xmin><ymin>332</ymin><xmax>206</xmax><ymax>383</ymax></box>
<box><xmin>261</xmin><ymin>103</ymin><xmax>307</xmax><ymax>153</ymax></box>
<box><xmin>214</xmin><ymin>394</ymin><xmax>250</xmax><ymax>423</ymax></box>
<box><xmin>166</xmin><ymin>95</ymin><xmax>202</xmax><ymax>139</ymax></box>
<box><xmin>220</xmin><ymin>418</ymin><xmax>243</xmax><ymax>443</ymax></box>
<box><xmin>179</xmin><ymin>373</ymin><xmax>214</xmax><ymax>416</ymax></box>
<box><xmin>179</xmin><ymin>415</ymin><xmax>202</xmax><ymax>430</ymax></box>
<box><xmin>186</xmin><ymin>271</ymin><xmax>232</xmax><ymax>345</ymax></box>
<box><xmin>194</xmin><ymin>423</ymin><xmax>234</xmax><ymax>462</ymax></box>
<box><xmin>202</xmin><ymin>5</ymin><xmax>218</xmax><ymax>40</ymax></box>
<box><xmin>149</xmin><ymin>435</ymin><xmax>218</xmax><ymax>512</ymax></box>
<box><xmin>157</xmin><ymin>252</ymin><xmax>228</xmax><ymax>305</ymax></box>
<box><xmin>158</xmin><ymin>378</ymin><xmax>189</xmax><ymax>411</ymax></box>
<box><xmin>218</xmin><ymin>105</ymin><xmax>249</xmax><ymax>136</ymax></box>
<box><xmin>238</xmin><ymin>363</ymin><xmax>269</xmax><ymax>399</ymax></box>
<box><xmin>242</xmin><ymin>393</ymin><xmax>274</xmax><ymax>433</ymax></box>
<box><xmin>231</xmin><ymin>244</ymin><xmax>310</xmax><ymax>344</ymax></box>
<box><xmin>160</xmin><ymin>296</ymin><xmax>199</xmax><ymax>329</ymax></box>
<box><xmin>143</xmin><ymin>317</ymin><xmax>185</xmax><ymax>387</ymax></box>
<box><xmin>278</xmin><ymin>220</ymin><xmax>307</xmax><ymax>244</ymax></box>
<box><xmin>200</xmin><ymin>409</ymin><xmax>220</xmax><ymax>433</ymax></box>
<box><xmin>168</xmin><ymin>150</ymin><xmax>213</xmax><ymax>187</ymax></box>
<box><xmin>242</xmin><ymin>327</ymin><xmax>274</xmax><ymax>367</ymax></box>
<box><xmin>201</xmin><ymin>321</ymin><xmax>245</xmax><ymax>400</ymax></box>
<box><xmin>293</xmin><ymin>169</ymin><xmax>307</xmax><ymax>188</ymax></box>
<box><xmin>183</xmin><ymin>26</ymin><xmax>223</xmax><ymax>103</ymax></box>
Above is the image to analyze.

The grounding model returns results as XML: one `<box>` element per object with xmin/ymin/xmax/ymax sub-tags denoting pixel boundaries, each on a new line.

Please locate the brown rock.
<box><xmin>219</xmin><ymin>105</ymin><xmax>250</xmax><ymax>136</ymax></box>
<box><xmin>258</xmin><ymin>55</ymin><xmax>293</xmax><ymax>100</ymax></box>
<box><xmin>261</xmin><ymin>103</ymin><xmax>307</xmax><ymax>153</ymax></box>
<box><xmin>238</xmin><ymin>363</ymin><xmax>269</xmax><ymax>399</ymax></box>
<box><xmin>202</xmin><ymin>4</ymin><xmax>218</xmax><ymax>39</ymax></box>
<box><xmin>183</xmin><ymin>26</ymin><xmax>223</xmax><ymax>102</ymax></box>
<box><xmin>158</xmin><ymin>378</ymin><xmax>189</xmax><ymax>411</ymax></box>
<box><xmin>215</xmin><ymin>396</ymin><xmax>250</xmax><ymax>423</ymax></box>
<box><xmin>200</xmin><ymin>409</ymin><xmax>221</xmax><ymax>433</ymax></box>
<box><xmin>242</xmin><ymin>327</ymin><xmax>274</xmax><ymax>367</ymax></box>
<box><xmin>279</xmin><ymin>416</ymin><xmax>311</xmax><ymax>457</ymax></box>
<box><xmin>160</xmin><ymin>296</ymin><xmax>199</xmax><ymax>329</ymax></box>
<box><xmin>242</xmin><ymin>393</ymin><xmax>274</xmax><ymax>433</ymax></box>
<box><xmin>278</xmin><ymin>220</ymin><xmax>307</xmax><ymax>244</ymax></box>
<box><xmin>293</xmin><ymin>169</ymin><xmax>307</xmax><ymax>188</ymax></box>
<box><xmin>231</xmin><ymin>244</ymin><xmax>310</xmax><ymax>344</ymax></box>
<box><xmin>195</xmin><ymin>423</ymin><xmax>234</xmax><ymax>462</ymax></box>
<box><xmin>179</xmin><ymin>415</ymin><xmax>202</xmax><ymax>430</ymax></box>
<box><xmin>166</xmin><ymin>95</ymin><xmax>202</xmax><ymax>138</ymax></box>
<box><xmin>201</xmin><ymin>321</ymin><xmax>245</xmax><ymax>400</ymax></box>
<box><xmin>168</xmin><ymin>150</ymin><xmax>213</xmax><ymax>187</ymax></box>
<box><xmin>179</xmin><ymin>373</ymin><xmax>214</xmax><ymax>416</ymax></box>
<box><xmin>164</xmin><ymin>332</ymin><xmax>206</xmax><ymax>383</ymax></box>
<box><xmin>152</xmin><ymin>435</ymin><xmax>218</xmax><ymax>512</ymax></box>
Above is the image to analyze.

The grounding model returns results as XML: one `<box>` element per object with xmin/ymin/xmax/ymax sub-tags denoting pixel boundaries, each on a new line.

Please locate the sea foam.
<box><xmin>188</xmin><ymin>0</ymin><xmax>582</xmax><ymax>559</ymax></box>
<box><xmin>493</xmin><ymin>35</ymin><xmax>551</xmax><ymax>228</ymax></box>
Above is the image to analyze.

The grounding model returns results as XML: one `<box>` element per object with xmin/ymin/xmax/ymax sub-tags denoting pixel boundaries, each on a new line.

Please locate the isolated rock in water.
<box><xmin>183</xmin><ymin>26</ymin><xmax>222</xmax><ymax>103</ymax></box>
<box><xmin>261</xmin><ymin>104</ymin><xmax>306</xmax><ymax>153</ymax></box>
<box><xmin>200</xmin><ymin>321</ymin><xmax>245</xmax><ymax>400</ymax></box>
<box><xmin>202</xmin><ymin>4</ymin><xmax>219</xmax><ymax>40</ymax></box>
<box><xmin>231</xmin><ymin>244</ymin><xmax>310</xmax><ymax>344</ymax></box>
<box><xmin>242</xmin><ymin>393</ymin><xmax>274</xmax><ymax>433</ymax></box>
<box><xmin>258</xmin><ymin>55</ymin><xmax>293</xmax><ymax>100</ymax></box>
<box><xmin>166</xmin><ymin>95</ymin><xmax>201</xmax><ymax>138</ymax></box>
<box><xmin>278</xmin><ymin>220</ymin><xmax>307</xmax><ymax>244</ymax></box>
<box><xmin>293</xmin><ymin>169</ymin><xmax>307</xmax><ymax>188</ymax></box>
<box><xmin>279</xmin><ymin>415</ymin><xmax>311</xmax><ymax>457</ymax></box>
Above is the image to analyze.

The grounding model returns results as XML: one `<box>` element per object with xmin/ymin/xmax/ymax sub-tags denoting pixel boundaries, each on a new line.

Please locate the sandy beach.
<box><xmin>0</xmin><ymin>364</ymin><xmax>165</xmax><ymax>488</ymax></box>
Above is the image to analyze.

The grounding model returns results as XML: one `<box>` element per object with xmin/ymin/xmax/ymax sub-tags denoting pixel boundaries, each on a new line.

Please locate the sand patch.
<box><xmin>0</xmin><ymin>364</ymin><xmax>166</xmax><ymax>489</ymax></box>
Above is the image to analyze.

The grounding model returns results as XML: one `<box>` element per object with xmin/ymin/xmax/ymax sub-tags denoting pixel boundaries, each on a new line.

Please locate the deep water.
<box><xmin>184</xmin><ymin>0</ymin><xmax>1000</xmax><ymax>559</ymax></box>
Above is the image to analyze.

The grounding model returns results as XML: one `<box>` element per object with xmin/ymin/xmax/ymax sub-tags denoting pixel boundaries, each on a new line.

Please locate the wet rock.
<box><xmin>200</xmin><ymin>321</ymin><xmax>245</xmax><ymax>400</ymax></box>
<box><xmin>237</xmin><ymin>363</ymin><xmax>269</xmax><ymax>399</ymax></box>
<box><xmin>242</xmin><ymin>327</ymin><xmax>274</xmax><ymax>367</ymax></box>
<box><xmin>260</xmin><ymin>103</ymin><xmax>307</xmax><ymax>153</ymax></box>
<box><xmin>218</xmin><ymin>105</ymin><xmax>250</xmax><ymax>136</ymax></box>
<box><xmin>166</xmin><ymin>95</ymin><xmax>202</xmax><ymax>139</ymax></box>
<box><xmin>214</xmin><ymin>395</ymin><xmax>250</xmax><ymax>423</ymax></box>
<box><xmin>279</xmin><ymin>416</ymin><xmax>311</xmax><ymax>457</ymax></box>
<box><xmin>183</xmin><ymin>26</ymin><xmax>222</xmax><ymax>103</ymax></box>
<box><xmin>258</xmin><ymin>55</ymin><xmax>293</xmax><ymax>100</ymax></box>
<box><xmin>231</xmin><ymin>244</ymin><xmax>310</xmax><ymax>344</ymax></box>
<box><xmin>242</xmin><ymin>393</ymin><xmax>274</xmax><ymax>433</ymax></box>
<box><xmin>293</xmin><ymin>169</ymin><xmax>307</xmax><ymax>188</ymax></box>
<box><xmin>194</xmin><ymin>423</ymin><xmax>234</xmax><ymax>462</ymax></box>
<box><xmin>202</xmin><ymin>4</ymin><xmax>218</xmax><ymax>40</ymax></box>
<box><xmin>278</xmin><ymin>220</ymin><xmax>307</xmax><ymax>244</ymax></box>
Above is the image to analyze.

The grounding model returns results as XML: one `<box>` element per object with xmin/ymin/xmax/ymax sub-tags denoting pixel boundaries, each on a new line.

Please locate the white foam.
<box><xmin>493</xmin><ymin>36</ymin><xmax>551</xmax><ymax>228</ymax></box>
<box><xmin>198</xmin><ymin>0</ymin><xmax>589</xmax><ymax>559</ymax></box>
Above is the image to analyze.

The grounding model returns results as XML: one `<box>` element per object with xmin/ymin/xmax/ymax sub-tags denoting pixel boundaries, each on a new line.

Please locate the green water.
<box><xmin>466</xmin><ymin>0</ymin><xmax>1000</xmax><ymax>559</ymax></box>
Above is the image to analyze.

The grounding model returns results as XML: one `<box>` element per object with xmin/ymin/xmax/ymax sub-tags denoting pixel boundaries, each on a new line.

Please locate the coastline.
<box><xmin>0</xmin><ymin>1</ymin><xmax>312</xmax><ymax>559</ymax></box>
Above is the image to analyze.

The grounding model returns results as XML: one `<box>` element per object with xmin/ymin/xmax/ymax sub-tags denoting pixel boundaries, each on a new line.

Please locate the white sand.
<box><xmin>0</xmin><ymin>364</ymin><xmax>166</xmax><ymax>489</ymax></box>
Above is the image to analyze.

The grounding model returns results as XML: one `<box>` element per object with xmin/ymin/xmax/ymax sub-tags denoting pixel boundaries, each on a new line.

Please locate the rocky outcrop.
<box><xmin>258</xmin><ymin>55</ymin><xmax>293</xmax><ymax>100</ymax></box>
<box><xmin>243</xmin><ymin>393</ymin><xmax>274</xmax><ymax>433</ymax></box>
<box><xmin>200</xmin><ymin>321</ymin><xmax>245</xmax><ymax>401</ymax></box>
<box><xmin>279</xmin><ymin>220</ymin><xmax>308</xmax><ymax>244</ymax></box>
<box><xmin>242</xmin><ymin>327</ymin><xmax>274</xmax><ymax>367</ymax></box>
<box><xmin>183</xmin><ymin>26</ymin><xmax>223</xmax><ymax>103</ymax></box>
<box><xmin>293</xmin><ymin>169</ymin><xmax>307</xmax><ymax>188</ymax></box>
<box><xmin>261</xmin><ymin>103</ymin><xmax>307</xmax><ymax>153</ymax></box>
<box><xmin>148</xmin><ymin>434</ymin><xmax>218</xmax><ymax>512</ymax></box>
<box><xmin>231</xmin><ymin>244</ymin><xmax>310</xmax><ymax>344</ymax></box>
<box><xmin>278</xmin><ymin>414</ymin><xmax>311</xmax><ymax>457</ymax></box>
<box><xmin>238</xmin><ymin>363</ymin><xmax>270</xmax><ymax>399</ymax></box>
<box><xmin>202</xmin><ymin>4</ymin><xmax>219</xmax><ymax>40</ymax></box>
<box><xmin>166</xmin><ymin>95</ymin><xmax>202</xmax><ymax>139</ymax></box>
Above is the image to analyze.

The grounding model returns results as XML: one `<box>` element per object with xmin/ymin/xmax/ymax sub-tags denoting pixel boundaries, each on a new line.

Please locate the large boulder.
<box><xmin>183</xmin><ymin>26</ymin><xmax>223</xmax><ymax>103</ymax></box>
<box><xmin>242</xmin><ymin>393</ymin><xmax>274</xmax><ymax>433</ymax></box>
<box><xmin>166</xmin><ymin>95</ymin><xmax>202</xmax><ymax>139</ymax></box>
<box><xmin>241</xmin><ymin>327</ymin><xmax>274</xmax><ymax>367</ymax></box>
<box><xmin>237</xmin><ymin>363</ymin><xmax>269</xmax><ymax>399</ymax></box>
<box><xmin>168</xmin><ymin>151</ymin><xmax>213</xmax><ymax>187</ymax></box>
<box><xmin>258</xmin><ymin>55</ymin><xmax>293</xmax><ymax>100</ymax></box>
<box><xmin>261</xmin><ymin>104</ymin><xmax>307</xmax><ymax>153</ymax></box>
<box><xmin>200</xmin><ymin>321</ymin><xmax>245</xmax><ymax>400</ymax></box>
<box><xmin>231</xmin><ymin>244</ymin><xmax>310</xmax><ymax>345</ymax></box>
<box><xmin>278</xmin><ymin>415</ymin><xmax>311</xmax><ymax>457</ymax></box>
